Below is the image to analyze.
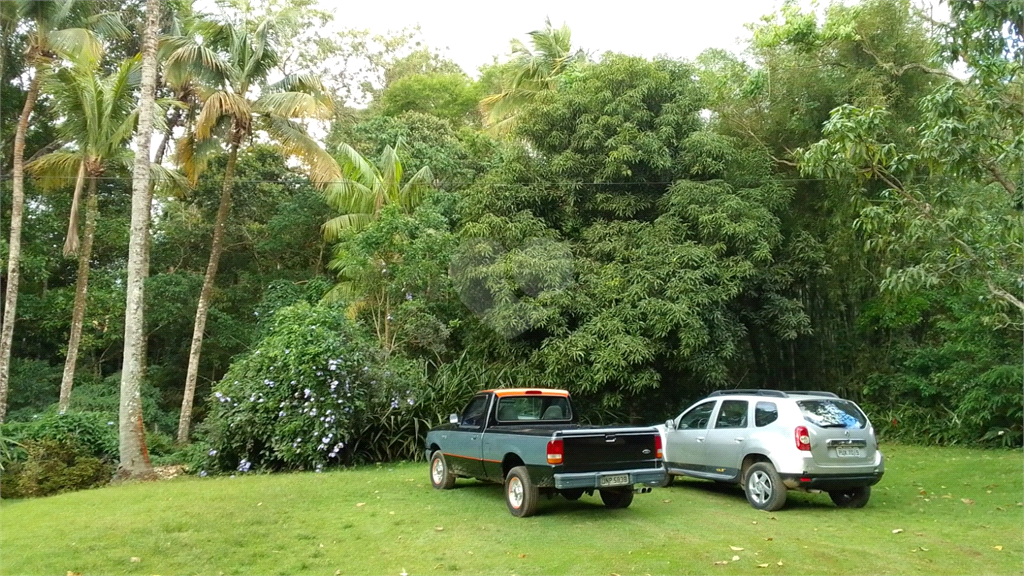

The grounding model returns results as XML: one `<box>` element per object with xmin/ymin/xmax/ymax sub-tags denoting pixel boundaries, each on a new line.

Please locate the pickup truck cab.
<box><xmin>425</xmin><ymin>388</ymin><xmax>666</xmax><ymax>517</ymax></box>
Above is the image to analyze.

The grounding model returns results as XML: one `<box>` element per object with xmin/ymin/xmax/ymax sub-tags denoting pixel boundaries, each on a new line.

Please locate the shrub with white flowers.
<box><xmin>201</xmin><ymin>302</ymin><xmax>421</xmax><ymax>473</ymax></box>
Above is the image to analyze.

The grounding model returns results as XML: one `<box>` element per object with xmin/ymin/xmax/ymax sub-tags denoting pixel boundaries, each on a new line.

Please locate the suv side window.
<box><xmin>755</xmin><ymin>401</ymin><xmax>778</xmax><ymax>427</ymax></box>
<box><xmin>460</xmin><ymin>395</ymin><xmax>490</xmax><ymax>429</ymax></box>
<box><xmin>678</xmin><ymin>401</ymin><xmax>716</xmax><ymax>430</ymax></box>
<box><xmin>715</xmin><ymin>400</ymin><xmax>748</xmax><ymax>428</ymax></box>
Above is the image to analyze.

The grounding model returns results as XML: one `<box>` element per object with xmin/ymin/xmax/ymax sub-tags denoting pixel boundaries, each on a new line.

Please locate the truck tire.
<box><xmin>743</xmin><ymin>462</ymin><xmax>787</xmax><ymax>511</ymax></box>
<box><xmin>599</xmin><ymin>488</ymin><xmax>634</xmax><ymax>509</ymax></box>
<box><xmin>505</xmin><ymin>466</ymin><xmax>538</xmax><ymax>517</ymax></box>
<box><xmin>829</xmin><ymin>486</ymin><xmax>871</xmax><ymax>508</ymax></box>
<box><xmin>429</xmin><ymin>450</ymin><xmax>456</xmax><ymax>490</ymax></box>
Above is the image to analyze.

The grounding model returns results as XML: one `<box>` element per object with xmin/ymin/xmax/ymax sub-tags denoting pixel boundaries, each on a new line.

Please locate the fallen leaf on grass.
<box><xmin>730</xmin><ymin>546</ymin><xmax>744</xmax><ymax>551</ymax></box>
<box><xmin>732</xmin><ymin>555</ymin><xmax>740</xmax><ymax>561</ymax></box>
<box><xmin>993</xmin><ymin>546</ymin><xmax>1003</xmax><ymax>551</ymax></box>
<box><xmin>66</xmin><ymin>572</ymin><xmax>81</xmax><ymax>576</ymax></box>
<box><xmin>356</xmin><ymin>502</ymin><xmax>366</xmax><ymax>507</ymax></box>
<box><xmin>995</xmin><ymin>506</ymin><xmax>1006</xmax><ymax>511</ymax></box>
<box><xmin>892</xmin><ymin>529</ymin><xmax>904</xmax><ymax>534</ymax></box>
<box><xmin>662</xmin><ymin>499</ymin><xmax>671</xmax><ymax>503</ymax></box>
<box><xmin>400</xmin><ymin>569</ymin><xmax>408</xmax><ymax>576</ymax></box>
<box><xmin>961</xmin><ymin>498</ymin><xmax>975</xmax><ymax>504</ymax></box>
<box><xmin>434</xmin><ymin>526</ymin><xmax>444</xmax><ymax>532</ymax></box>
<box><xmin>518</xmin><ymin>554</ymin><xmax>527</xmax><ymax>558</ymax></box>
<box><xmin>777</xmin><ymin>561</ymin><xmax>784</xmax><ymax>566</ymax></box>
<box><xmin>764</xmin><ymin>537</ymin><xmax>773</xmax><ymax>541</ymax></box>
<box><xmin>335</xmin><ymin>571</ymin><xmax>341</xmax><ymax>575</ymax></box>
<box><xmin>130</xmin><ymin>558</ymin><xmax>141</xmax><ymax>563</ymax></box>
<box><xmin>713</xmin><ymin>561</ymin><xmax>729</xmax><ymax>565</ymax></box>
<box><xmin>751</xmin><ymin>521</ymin><xmax>758</xmax><ymax>524</ymax></box>
<box><xmin>941</xmin><ymin>494</ymin><xmax>952</xmax><ymax>499</ymax></box>
<box><xmin>757</xmin><ymin>563</ymin><xmax>770</xmax><ymax>568</ymax></box>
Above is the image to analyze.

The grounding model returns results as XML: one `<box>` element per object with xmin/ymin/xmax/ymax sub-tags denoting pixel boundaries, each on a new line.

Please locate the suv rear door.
<box><xmin>795</xmin><ymin>397</ymin><xmax>876</xmax><ymax>467</ymax></box>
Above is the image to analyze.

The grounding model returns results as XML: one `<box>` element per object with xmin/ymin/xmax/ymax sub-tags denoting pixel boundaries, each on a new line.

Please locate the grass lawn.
<box><xmin>1</xmin><ymin>443</ymin><xmax>1021</xmax><ymax>575</ymax></box>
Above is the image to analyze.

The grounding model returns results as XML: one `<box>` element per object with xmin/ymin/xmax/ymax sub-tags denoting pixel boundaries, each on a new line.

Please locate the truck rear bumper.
<box><xmin>554</xmin><ymin>467</ymin><xmax>667</xmax><ymax>490</ymax></box>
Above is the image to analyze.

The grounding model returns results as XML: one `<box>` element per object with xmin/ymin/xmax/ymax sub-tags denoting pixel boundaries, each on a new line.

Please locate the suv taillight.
<box><xmin>794</xmin><ymin>426</ymin><xmax>811</xmax><ymax>451</ymax></box>
<box><xmin>547</xmin><ymin>438</ymin><xmax>564</xmax><ymax>465</ymax></box>
<box><xmin>654</xmin><ymin>434</ymin><xmax>663</xmax><ymax>459</ymax></box>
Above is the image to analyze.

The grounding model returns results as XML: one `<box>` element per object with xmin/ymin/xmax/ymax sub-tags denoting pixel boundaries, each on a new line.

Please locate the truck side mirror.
<box><xmin>665</xmin><ymin>419</ymin><xmax>675</xmax><ymax>430</ymax></box>
<box><xmin>449</xmin><ymin>413</ymin><xmax>459</xmax><ymax>424</ymax></box>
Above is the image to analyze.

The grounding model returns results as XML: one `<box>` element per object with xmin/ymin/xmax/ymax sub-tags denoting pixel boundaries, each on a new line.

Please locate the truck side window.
<box><xmin>678</xmin><ymin>401</ymin><xmax>715</xmax><ymax>430</ymax></box>
<box><xmin>460</xmin><ymin>395</ymin><xmax>490</xmax><ymax>429</ymax></box>
<box><xmin>714</xmin><ymin>400</ymin><xmax>748</xmax><ymax>429</ymax></box>
<box><xmin>755</xmin><ymin>401</ymin><xmax>778</xmax><ymax>427</ymax></box>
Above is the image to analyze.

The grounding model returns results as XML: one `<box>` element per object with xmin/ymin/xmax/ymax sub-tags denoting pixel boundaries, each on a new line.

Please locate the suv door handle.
<box><xmin>696</xmin><ymin>437</ymin><xmax>705</xmax><ymax>443</ymax></box>
<box><xmin>734</xmin><ymin>437</ymin><xmax>745</xmax><ymax>443</ymax></box>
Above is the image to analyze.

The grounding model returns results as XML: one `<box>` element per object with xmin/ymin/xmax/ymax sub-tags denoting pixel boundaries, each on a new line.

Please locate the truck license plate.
<box><xmin>836</xmin><ymin>447</ymin><xmax>861</xmax><ymax>458</ymax></box>
<box><xmin>600</xmin><ymin>474</ymin><xmax>629</xmax><ymax>487</ymax></box>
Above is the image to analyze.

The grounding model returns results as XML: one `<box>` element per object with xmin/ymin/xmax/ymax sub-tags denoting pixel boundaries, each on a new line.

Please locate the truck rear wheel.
<box><xmin>505</xmin><ymin>466</ymin><xmax>538</xmax><ymax>517</ymax></box>
<box><xmin>600</xmin><ymin>488</ymin><xmax>634</xmax><ymax>509</ymax></box>
<box><xmin>429</xmin><ymin>450</ymin><xmax>456</xmax><ymax>490</ymax></box>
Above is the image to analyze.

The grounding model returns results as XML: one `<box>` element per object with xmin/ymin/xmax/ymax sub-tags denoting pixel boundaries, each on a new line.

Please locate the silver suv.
<box><xmin>656</xmin><ymin>390</ymin><xmax>884</xmax><ymax>511</ymax></box>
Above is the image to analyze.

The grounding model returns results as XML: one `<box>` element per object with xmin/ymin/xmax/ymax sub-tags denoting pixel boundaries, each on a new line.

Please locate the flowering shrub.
<box><xmin>201</xmin><ymin>302</ymin><xmax>423</xmax><ymax>473</ymax></box>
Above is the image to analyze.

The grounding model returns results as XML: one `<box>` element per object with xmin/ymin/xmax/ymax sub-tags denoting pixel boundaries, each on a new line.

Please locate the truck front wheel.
<box><xmin>429</xmin><ymin>450</ymin><xmax>456</xmax><ymax>490</ymax></box>
<box><xmin>600</xmin><ymin>488</ymin><xmax>634</xmax><ymax>509</ymax></box>
<box><xmin>505</xmin><ymin>466</ymin><xmax>538</xmax><ymax>517</ymax></box>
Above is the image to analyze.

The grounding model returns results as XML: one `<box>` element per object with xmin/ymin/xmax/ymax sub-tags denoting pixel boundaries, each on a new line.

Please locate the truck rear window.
<box><xmin>796</xmin><ymin>399</ymin><xmax>867</xmax><ymax>429</ymax></box>
<box><xmin>496</xmin><ymin>396</ymin><xmax>571</xmax><ymax>422</ymax></box>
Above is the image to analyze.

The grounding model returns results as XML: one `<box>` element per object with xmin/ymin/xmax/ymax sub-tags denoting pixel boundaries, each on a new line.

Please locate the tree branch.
<box><xmin>987</xmin><ymin>279</ymin><xmax>1024</xmax><ymax>314</ymax></box>
<box><xmin>984</xmin><ymin>161</ymin><xmax>1018</xmax><ymax>195</ymax></box>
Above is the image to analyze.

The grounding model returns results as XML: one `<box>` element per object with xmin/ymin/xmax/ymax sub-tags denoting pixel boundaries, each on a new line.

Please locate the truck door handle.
<box><xmin>696</xmin><ymin>437</ymin><xmax>704</xmax><ymax>443</ymax></box>
<box><xmin>734</xmin><ymin>437</ymin><xmax>745</xmax><ymax>443</ymax></box>
<box><xmin>471</xmin><ymin>436</ymin><xmax>478</xmax><ymax>441</ymax></box>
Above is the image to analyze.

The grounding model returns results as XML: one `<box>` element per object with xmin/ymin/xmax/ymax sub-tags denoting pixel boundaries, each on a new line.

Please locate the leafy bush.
<box><xmin>16</xmin><ymin>411</ymin><xmax>118</xmax><ymax>461</ymax></box>
<box><xmin>201</xmin><ymin>302</ymin><xmax>424</xmax><ymax>473</ymax></box>
<box><xmin>6</xmin><ymin>438</ymin><xmax>112</xmax><ymax>498</ymax></box>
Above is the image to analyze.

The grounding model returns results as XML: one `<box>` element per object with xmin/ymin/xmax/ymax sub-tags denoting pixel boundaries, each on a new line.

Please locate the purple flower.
<box><xmin>237</xmin><ymin>459</ymin><xmax>252</xmax><ymax>473</ymax></box>
<box><xmin>405</xmin><ymin>292</ymin><xmax>413</xmax><ymax>301</ymax></box>
<box><xmin>208</xmin><ymin>449</ymin><xmax>218</xmax><ymax>456</ymax></box>
<box><xmin>200</xmin><ymin>470</ymin><xmax>207</xmax><ymax>477</ymax></box>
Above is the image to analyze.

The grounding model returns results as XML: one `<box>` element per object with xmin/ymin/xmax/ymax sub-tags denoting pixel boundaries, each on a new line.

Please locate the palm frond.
<box><xmin>398</xmin><ymin>166</ymin><xmax>434</xmax><ymax>214</ymax></box>
<box><xmin>162</xmin><ymin>35</ymin><xmax>231</xmax><ymax>88</ymax></box>
<box><xmin>333</xmin><ymin>142</ymin><xmax>380</xmax><ymax>190</ymax></box>
<box><xmin>46</xmin><ymin>27</ymin><xmax>103</xmax><ymax>65</ymax></box>
<box><xmin>253</xmin><ymin>91</ymin><xmax>332</xmax><ymax>120</ymax></box>
<box><xmin>81</xmin><ymin>11</ymin><xmax>130</xmax><ymax>41</ymax></box>
<box><xmin>262</xmin><ymin>116</ymin><xmax>342</xmax><ymax>188</ymax></box>
<box><xmin>150</xmin><ymin>163</ymin><xmax>191</xmax><ymax>198</ymax></box>
<box><xmin>174</xmin><ymin>132</ymin><xmax>222</xmax><ymax>184</ymax></box>
<box><xmin>322</xmin><ymin>212</ymin><xmax>374</xmax><ymax>240</ymax></box>
<box><xmin>25</xmin><ymin>150</ymin><xmax>83</xmax><ymax>191</ymax></box>
<box><xmin>195</xmin><ymin>90</ymin><xmax>250</xmax><ymax>140</ymax></box>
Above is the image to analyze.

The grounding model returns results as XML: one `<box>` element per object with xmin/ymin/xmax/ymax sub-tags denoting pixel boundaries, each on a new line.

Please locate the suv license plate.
<box><xmin>600</xmin><ymin>474</ymin><xmax>630</xmax><ymax>487</ymax></box>
<box><xmin>836</xmin><ymin>447</ymin><xmax>862</xmax><ymax>458</ymax></box>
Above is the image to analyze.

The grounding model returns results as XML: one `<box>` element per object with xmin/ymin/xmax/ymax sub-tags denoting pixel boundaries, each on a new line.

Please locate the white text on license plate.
<box><xmin>600</xmin><ymin>474</ymin><xmax>629</xmax><ymax>487</ymax></box>
<box><xmin>836</xmin><ymin>447</ymin><xmax>861</xmax><ymax>458</ymax></box>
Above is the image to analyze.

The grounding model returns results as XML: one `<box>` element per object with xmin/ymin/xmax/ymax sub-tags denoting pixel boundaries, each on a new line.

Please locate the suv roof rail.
<box><xmin>786</xmin><ymin>390</ymin><xmax>840</xmax><ymax>398</ymax></box>
<box><xmin>708</xmin><ymin>389</ymin><xmax>788</xmax><ymax>398</ymax></box>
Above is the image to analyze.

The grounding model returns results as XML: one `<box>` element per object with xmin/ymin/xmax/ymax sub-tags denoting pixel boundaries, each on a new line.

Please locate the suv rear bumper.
<box><xmin>780</xmin><ymin>472</ymin><xmax>884</xmax><ymax>491</ymax></box>
<box><xmin>555</xmin><ymin>467</ymin><xmax>666</xmax><ymax>490</ymax></box>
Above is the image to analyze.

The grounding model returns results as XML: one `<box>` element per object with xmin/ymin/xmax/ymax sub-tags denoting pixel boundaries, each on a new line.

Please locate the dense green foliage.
<box><xmin>1</xmin><ymin>0</ymin><xmax>1019</xmax><ymax>494</ymax></box>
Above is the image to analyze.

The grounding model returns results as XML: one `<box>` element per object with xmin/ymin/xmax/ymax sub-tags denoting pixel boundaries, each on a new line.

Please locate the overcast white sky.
<box><xmin>327</xmin><ymin>0</ymin><xmax>795</xmax><ymax>75</ymax></box>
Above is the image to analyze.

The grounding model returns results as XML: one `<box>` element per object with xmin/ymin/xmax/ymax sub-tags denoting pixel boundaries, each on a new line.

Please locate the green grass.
<box><xmin>1</xmin><ymin>444</ymin><xmax>1021</xmax><ymax>575</ymax></box>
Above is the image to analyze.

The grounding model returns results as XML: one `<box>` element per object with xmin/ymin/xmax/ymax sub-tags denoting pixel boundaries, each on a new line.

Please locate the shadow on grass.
<box><xmin>665</xmin><ymin>477</ymin><xmax>839</xmax><ymax>510</ymax></box>
<box><xmin>446</xmin><ymin>478</ymin><xmax>642</xmax><ymax>517</ymax></box>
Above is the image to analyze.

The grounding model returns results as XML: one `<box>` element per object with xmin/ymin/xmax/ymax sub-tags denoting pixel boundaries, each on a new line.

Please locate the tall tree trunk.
<box><xmin>177</xmin><ymin>138</ymin><xmax>240</xmax><ymax>444</ymax></box>
<box><xmin>0</xmin><ymin>72</ymin><xmax>42</xmax><ymax>423</ymax></box>
<box><xmin>117</xmin><ymin>0</ymin><xmax>160</xmax><ymax>480</ymax></box>
<box><xmin>58</xmin><ymin>177</ymin><xmax>99</xmax><ymax>412</ymax></box>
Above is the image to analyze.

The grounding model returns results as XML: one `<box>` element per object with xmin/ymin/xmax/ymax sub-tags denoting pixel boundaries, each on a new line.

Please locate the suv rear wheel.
<box><xmin>829</xmin><ymin>486</ymin><xmax>871</xmax><ymax>508</ymax></box>
<box><xmin>744</xmin><ymin>462</ymin><xmax>787</xmax><ymax>511</ymax></box>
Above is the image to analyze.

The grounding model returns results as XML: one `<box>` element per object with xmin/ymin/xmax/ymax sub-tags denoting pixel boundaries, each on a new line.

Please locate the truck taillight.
<box><xmin>654</xmin><ymin>434</ymin><xmax>663</xmax><ymax>459</ymax></box>
<box><xmin>547</xmin><ymin>438</ymin><xmax>563</xmax><ymax>465</ymax></box>
<box><xmin>795</xmin><ymin>426</ymin><xmax>811</xmax><ymax>451</ymax></box>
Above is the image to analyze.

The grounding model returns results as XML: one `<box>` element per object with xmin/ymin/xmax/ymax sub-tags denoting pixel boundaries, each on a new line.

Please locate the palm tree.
<box><xmin>25</xmin><ymin>55</ymin><xmax>179</xmax><ymax>414</ymax></box>
<box><xmin>118</xmin><ymin>0</ymin><xmax>163</xmax><ymax>481</ymax></box>
<box><xmin>321</xmin><ymin>142</ymin><xmax>434</xmax><ymax>239</ymax></box>
<box><xmin>166</xmin><ymin>13</ymin><xmax>339</xmax><ymax>443</ymax></box>
<box><xmin>479</xmin><ymin>18</ymin><xmax>586</xmax><ymax>135</ymax></box>
<box><xmin>0</xmin><ymin>0</ymin><xmax>126</xmax><ymax>423</ymax></box>
<box><xmin>322</xmin><ymin>142</ymin><xmax>434</xmax><ymax>353</ymax></box>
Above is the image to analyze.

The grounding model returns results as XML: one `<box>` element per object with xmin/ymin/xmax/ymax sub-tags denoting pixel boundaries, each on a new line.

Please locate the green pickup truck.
<box><xmin>425</xmin><ymin>388</ymin><xmax>666</xmax><ymax>517</ymax></box>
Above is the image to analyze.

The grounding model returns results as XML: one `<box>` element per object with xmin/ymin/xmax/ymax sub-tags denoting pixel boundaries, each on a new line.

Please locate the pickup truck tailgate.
<box><xmin>560</xmin><ymin>428</ymin><xmax>660</xmax><ymax>473</ymax></box>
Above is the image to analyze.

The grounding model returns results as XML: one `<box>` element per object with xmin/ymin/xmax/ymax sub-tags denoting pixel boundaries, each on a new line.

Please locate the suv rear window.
<box><xmin>796</xmin><ymin>399</ymin><xmax>867</xmax><ymax>429</ymax></box>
